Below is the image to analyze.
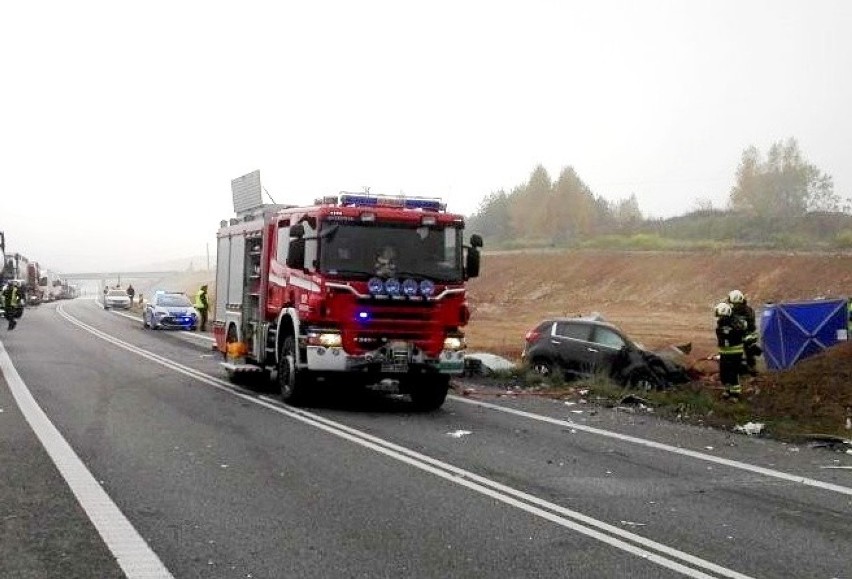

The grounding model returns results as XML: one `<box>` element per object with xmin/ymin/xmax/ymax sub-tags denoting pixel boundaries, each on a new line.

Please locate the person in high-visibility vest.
<box><xmin>715</xmin><ymin>301</ymin><xmax>745</xmax><ymax>399</ymax></box>
<box><xmin>194</xmin><ymin>284</ymin><xmax>209</xmax><ymax>332</ymax></box>
<box><xmin>2</xmin><ymin>282</ymin><xmax>21</xmax><ymax>330</ymax></box>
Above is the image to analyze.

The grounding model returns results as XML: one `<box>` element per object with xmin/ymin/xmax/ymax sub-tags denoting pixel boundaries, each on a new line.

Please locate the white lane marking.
<box><xmin>98</xmin><ymin>301</ymin><xmax>215</xmax><ymax>343</ymax></box>
<box><xmin>0</xmin><ymin>341</ymin><xmax>173</xmax><ymax>579</ymax></box>
<box><xmin>57</xmin><ymin>305</ymin><xmax>751</xmax><ymax>579</ymax></box>
<box><xmin>449</xmin><ymin>395</ymin><xmax>852</xmax><ymax>497</ymax></box>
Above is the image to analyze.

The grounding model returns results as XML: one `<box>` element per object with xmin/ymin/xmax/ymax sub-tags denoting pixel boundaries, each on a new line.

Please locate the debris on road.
<box><xmin>734</xmin><ymin>422</ymin><xmax>765</xmax><ymax>436</ymax></box>
<box><xmin>801</xmin><ymin>434</ymin><xmax>852</xmax><ymax>452</ymax></box>
<box><xmin>620</xmin><ymin>520</ymin><xmax>647</xmax><ymax>527</ymax></box>
<box><xmin>619</xmin><ymin>394</ymin><xmax>653</xmax><ymax>406</ymax></box>
<box><xmin>446</xmin><ymin>430</ymin><xmax>472</xmax><ymax>439</ymax></box>
<box><xmin>463</xmin><ymin>352</ymin><xmax>516</xmax><ymax>376</ymax></box>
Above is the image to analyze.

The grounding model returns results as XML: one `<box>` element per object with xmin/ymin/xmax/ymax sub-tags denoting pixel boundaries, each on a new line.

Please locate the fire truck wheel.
<box><xmin>278</xmin><ymin>336</ymin><xmax>308</xmax><ymax>405</ymax></box>
<box><xmin>409</xmin><ymin>375</ymin><xmax>450</xmax><ymax>411</ymax></box>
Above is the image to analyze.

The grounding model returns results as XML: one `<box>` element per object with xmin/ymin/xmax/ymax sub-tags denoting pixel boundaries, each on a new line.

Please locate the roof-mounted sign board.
<box><xmin>231</xmin><ymin>170</ymin><xmax>263</xmax><ymax>215</ymax></box>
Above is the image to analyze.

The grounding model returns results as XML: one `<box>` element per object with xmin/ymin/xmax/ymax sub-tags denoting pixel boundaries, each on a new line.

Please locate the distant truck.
<box><xmin>4</xmin><ymin>252</ymin><xmax>31</xmax><ymax>299</ymax></box>
<box><xmin>26</xmin><ymin>262</ymin><xmax>43</xmax><ymax>305</ymax></box>
<box><xmin>39</xmin><ymin>269</ymin><xmax>64</xmax><ymax>302</ymax></box>
<box><xmin>214</xmin><ymin>178</ymin><xmax>482</xmax><ymax>410</ymax></box>
<box><xmin>0</xmin><ymin>231</ymin><xmax>6</xmax><ymax>285</ymax></box>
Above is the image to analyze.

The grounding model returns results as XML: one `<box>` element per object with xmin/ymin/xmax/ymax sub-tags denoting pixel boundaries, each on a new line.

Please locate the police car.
<box><xmin>143</xmin><ymin>291</ymin><xmax>199</xmax><ymax>330</ymax></box>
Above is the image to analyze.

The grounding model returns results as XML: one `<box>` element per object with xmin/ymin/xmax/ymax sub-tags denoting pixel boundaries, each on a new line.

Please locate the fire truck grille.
<box><xmin>353</xmin><ymin>331</ymin><xmax>438</xmax><ymax>351</ymax></box>
<box><xmin>366</xmin><ymin>310</ymin><xmax>433</xmax><ymax>322</ymax></box>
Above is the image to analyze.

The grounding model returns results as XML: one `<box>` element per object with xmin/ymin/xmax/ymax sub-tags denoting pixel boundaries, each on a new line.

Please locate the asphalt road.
<box><xmin>1</xmin><ymin>299</ymin><xmax>850</xmax><ymax>578</ymax></box>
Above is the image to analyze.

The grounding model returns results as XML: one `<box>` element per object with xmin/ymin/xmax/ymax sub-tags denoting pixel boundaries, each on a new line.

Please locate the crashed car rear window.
<box><xmin>554</xmin><ymin>322</ymin><xmax>591</xmax><ymax>341</ymax></box>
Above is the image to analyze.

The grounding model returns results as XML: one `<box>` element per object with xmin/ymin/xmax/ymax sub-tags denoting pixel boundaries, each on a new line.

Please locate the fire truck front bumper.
<box><xmin>305</xmin><ymin>345</ymin><xmax>466</xmax><ymax>375</ymax></box>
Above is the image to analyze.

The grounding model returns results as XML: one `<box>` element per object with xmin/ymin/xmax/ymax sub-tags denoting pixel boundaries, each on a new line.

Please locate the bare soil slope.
<box><xmin>466</xmin><ymin>249</ymin><xmax>852</xmax><ymax>360</ymax></box>
<box><xmin>749</xmin><ymin>341</ymin><xmax>852</xmax><ymax>435</ymax></box>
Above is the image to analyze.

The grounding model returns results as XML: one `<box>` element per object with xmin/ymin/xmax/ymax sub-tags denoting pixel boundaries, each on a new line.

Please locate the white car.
<box><xmin>103</xmin><ymin>289</ymin><xmax>131</xmax><ymax>310</ymax></box>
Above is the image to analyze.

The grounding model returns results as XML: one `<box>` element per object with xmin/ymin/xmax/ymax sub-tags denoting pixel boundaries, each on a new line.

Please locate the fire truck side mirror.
<box><xmin>289</xmin><ymin>224</ymin><xmax>305</xmax><ymax>239</ymax></box>
<box><xmin>287</xmin><ymin>239</ymin><xmax>305</xmax><ymax>270</ymax></box>
<box><xmin>465</xmin><ymin>234</ymin><xmax>483</xmax><ymax>278</ymax></box>
<box><xmin>465</xmin><ymin>235</ymin><xmax>483</xmax><ymax>279</ymax></box>
<box><xmin>466</xmin><ymin>248</ymin><xmax>481</xmax><ymax>278</ymax></box>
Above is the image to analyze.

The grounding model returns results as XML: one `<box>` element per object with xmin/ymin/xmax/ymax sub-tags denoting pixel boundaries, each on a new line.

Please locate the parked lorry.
<box><xmin>26</xmin><ymin>262</ymin><xmax>43</xmax><ymax>305</ymax></box>
<box><xmin>1</xmin><ymin>248</ymin><xmax>27</xmax><ymax>319</ymax></box>
<box><xmin>0</xmin><ymin>231</ymin><xmax>6</xmax><ymax>285</ymax></box>
<box><xmin>214</xmin><ymin>181</ymin><xmax>482</xmax><ymax>410</ymax></box>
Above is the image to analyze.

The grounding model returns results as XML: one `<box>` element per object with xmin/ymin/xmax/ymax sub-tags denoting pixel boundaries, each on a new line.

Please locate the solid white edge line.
<box><xmin>448</xmin><ymin>395</ymin><xmax>852</xmax><ymax>497</ymax></box>
<box><xmin>100</xmin><ymin>300</ymin><xmax>215</xmax><ymax>343</ymax></box>
<box><xmin>0</xmin><ymin>340</ymin><xmax>173</xmax><ymax>579</ymax></box>
<box><xmin>56</xmin><ymin>304</ymin><xmax>752</xmax><ymax>579</ymax></box>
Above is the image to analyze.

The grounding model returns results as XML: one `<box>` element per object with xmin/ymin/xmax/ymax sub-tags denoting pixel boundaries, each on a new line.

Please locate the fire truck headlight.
<box><xmin>385</xmin><ymin>278</ymin><xmax>401</xmax><ymax>296</ymax></box>
<box><xmin>368</xmin><ymin>277</ymin><xmax>384</xmax><ymax>295</ymax></box>
<box><xmin>443</xmin><ymin>336</ymin><xmax>465</xmax><ymax>351</ymax></box>
<box><xmin>419</xmin><ymin>279</ymin><xmax>435</xmax><ymax>297</ymax></box>
<box><xmin>402</xmin><ymin>278</ymin><xmax>418</xmax><ymax>296</ymax></box>
<box><xmin>318</xmin><ymin>333</ymin><xmax>342</xmax><ymax>348</ymax></box>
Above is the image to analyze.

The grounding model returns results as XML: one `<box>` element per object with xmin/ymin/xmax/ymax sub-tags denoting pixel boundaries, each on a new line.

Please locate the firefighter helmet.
<box><xmin>728</xmin><ymin>289</ymin><xmax>745</xmax><ymax>304</ymax></box>
<box><xmin>715</xmin><ymin>302</ymin><xmax>732</xmax><ymax>317</ymax></box>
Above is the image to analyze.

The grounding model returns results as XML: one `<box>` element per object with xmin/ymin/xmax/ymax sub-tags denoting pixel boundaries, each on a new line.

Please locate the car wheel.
<box><xmin>531</xmin><ymin>358</ymin><xmax>555</xmax><ymax>377</ymax></box>
<box><xmin>278</xmin><ymin>335</ymin><xmax>309</xmax><ymax>405</ymax></box>
<box><xmin>627</xmin><ymin>368</ymin><xmax>661</xmax><ymax>391</ymax></box>
<box><xmin>408</xmin><ymin>374</ymin><xmax>450</xmax><ymax>411</ymax></box>
<box><xmin>143</xmin><ymin>312</ymin><xmax>149</xmax><ymax>328</ymax></box>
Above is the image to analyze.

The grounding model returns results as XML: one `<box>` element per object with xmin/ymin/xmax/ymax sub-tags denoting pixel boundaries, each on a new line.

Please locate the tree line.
<box><xmin>467</xmin><ymin>138</ymin><xmax>852</xmax><ymax>249</ymax></box>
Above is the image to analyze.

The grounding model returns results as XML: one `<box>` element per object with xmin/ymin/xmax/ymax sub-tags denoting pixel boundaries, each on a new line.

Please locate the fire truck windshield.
<box><xmin>319</xmin><ymin>222</ymin><xmax>464</xmax><ymax>282</ymax></box>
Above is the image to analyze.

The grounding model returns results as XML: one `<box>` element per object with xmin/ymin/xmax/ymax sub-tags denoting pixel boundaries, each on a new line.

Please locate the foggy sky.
<box><xmin>2</xmin><ymin>1</ymin><xmax>850</xmax><ymax>272</ymax></box>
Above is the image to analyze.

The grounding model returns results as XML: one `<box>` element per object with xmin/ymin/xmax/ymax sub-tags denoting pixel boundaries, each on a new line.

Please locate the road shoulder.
<box><xmin>0</xmin><ymin>369</ymin><xmax>124</xmax><ymax>579</ymax></box>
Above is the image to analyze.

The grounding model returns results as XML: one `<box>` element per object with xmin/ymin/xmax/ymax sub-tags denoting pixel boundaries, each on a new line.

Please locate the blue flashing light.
<box><xmin>357</xmin><ymin>311</ymin><xmax>370</xmax><ymax>321</ymax></box>
<box><xmin>402</xmin><ymin>278</ymin><xmax>418</xmax><ymax>296</ymax></box>
<box><xmin>385</xmin><ymin>278</ymin><xmax>401</xmax><ymax>296</ymax></box>
<box><xmin>419</xmin><ymin>279</ymin><xmax>435</xmax><ymax>297</ymax></box>
<box><xmin>367</xmin><ymin>277</ymin><xmax>385</xmax><ymax>295</ymax></box>
<box><xmin>339</xmin><ymin>193</ymin><xmax>444</xmax><ymax>212</ymax></box>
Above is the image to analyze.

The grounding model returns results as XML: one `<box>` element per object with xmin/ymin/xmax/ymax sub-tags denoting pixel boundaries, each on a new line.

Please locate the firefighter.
<box><xmin>728</xmin><ymin>289</ymin><xmax>760</xmax><ymax>376</ymax></box>
<box><xmin>195</xmin><ymin>284</ymin><xmax>209</xmax><ymax>332</ymax></box>
<box><xmin>374</xmin><ymin>245</ymin><xmax>397</xmax><ymax>277</ymax></box>
<box><xmin>126</xmin><ymin>284</ymin><xmax>135</xmax><ymax>305</ymax></box>
<box><xmin>715</xmin><ymin>301</ymin><xmax>745</xmax><ymax>399</ymax></box>
<box><xmin>2</xmin><ymin>281</ymin><xmax>22</xmax><ymax>330</ymax></box>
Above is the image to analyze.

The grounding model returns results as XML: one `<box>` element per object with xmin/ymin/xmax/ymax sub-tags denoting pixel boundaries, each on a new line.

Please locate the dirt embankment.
<box><xmin>466</xmin><ymin>249</ymin><xmax>852</xmax><ymax>437</ymax></box>
<box><xmin>465</xmin><ymin>249</ymin><xmax>852</xmax><ymax>360</ymax></box>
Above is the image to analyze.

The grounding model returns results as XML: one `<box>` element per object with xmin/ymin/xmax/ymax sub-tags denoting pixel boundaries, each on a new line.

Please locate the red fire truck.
<box><xmin>213</xmin><ymin>188</ymin><xmax>482</xmax><ymax>410</ymax></box>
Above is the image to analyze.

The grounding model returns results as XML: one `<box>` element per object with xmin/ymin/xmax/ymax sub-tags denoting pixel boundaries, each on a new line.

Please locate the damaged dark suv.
<box><xmin>521</xmin><ymin>315</ymin><xmax>689</xmax><ymax>389</ymax></box>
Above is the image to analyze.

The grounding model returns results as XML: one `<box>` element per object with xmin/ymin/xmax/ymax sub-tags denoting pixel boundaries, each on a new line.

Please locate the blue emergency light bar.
<box><xmin>339</xmin><ymin>193</ymin><xmax>445</xmax><ymax>212</ymax></box>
